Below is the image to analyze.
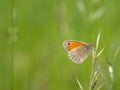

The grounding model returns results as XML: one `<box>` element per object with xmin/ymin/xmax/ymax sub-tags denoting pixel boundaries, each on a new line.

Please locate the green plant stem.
<box><xmin>89</xmin><ymin>57</ymin><xmax>96</xmax><ymax>90</ymax></box>
<box><xmin>89</xmin><ymin>61</ymin><xmax>94</xmax><ymax>90</ymax></box>
<box><xmin>10</xmin><ymin>0</ymin><xmax>15</xmax><ymax>89</ymax></box>
<box><xmin>10</xmin><ymin>42</ymin><xmax>14</xmax><ymax>90</ymax></box>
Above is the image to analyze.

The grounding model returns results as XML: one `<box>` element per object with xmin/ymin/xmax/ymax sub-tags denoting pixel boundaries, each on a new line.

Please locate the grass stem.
<box><xmin>10</xmin><ymin>0</ymin><xmax>15</xmax><ymax>89</ymax></box>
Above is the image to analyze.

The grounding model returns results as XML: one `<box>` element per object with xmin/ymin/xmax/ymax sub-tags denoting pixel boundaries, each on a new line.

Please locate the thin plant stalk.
<box><xmin>76</xmin><ymin>78</ymin><xmax>84</xmax><ymax>90</ymax></box>
<box><xmin>89</xmin><ymin>52</ymin><xmax>96</xmax><ymax>90</ymax></box>
<box><xmin>106</xmin><ymin>46</ymin><xmax>120</xmax><ymax>90</ymax></box>
<box><xmin>10</xmin><ymin>0</ymin><xmax>15</xmax><ymax>89</ymax></box>
<box><xmin>89</xmin><ymin>32</ymin><xmax>104</xmax><ymax>90</ymax></box>
<box><xmin>10</xmin><ymin>39</ymin><xmax>14</xmax><ymax>90</ymax></box>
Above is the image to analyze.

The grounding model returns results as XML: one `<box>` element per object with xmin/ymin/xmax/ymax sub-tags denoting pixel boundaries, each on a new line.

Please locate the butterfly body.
<box><xmin>63</xmin><ymin>40</ymin><xmax>93</xmax><ymax>64</ymax></box>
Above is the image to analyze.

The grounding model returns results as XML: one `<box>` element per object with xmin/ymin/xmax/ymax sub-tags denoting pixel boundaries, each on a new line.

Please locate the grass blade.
<box><xmin>76</xmin><ymin>78</ymin><xmax>84</xmax><ymax>90</ymax></box>
<box><xmin>95</xmin><ymin>32</ymin><xmax>101</xmax><ymax>53</ymax></box>
<box><xmin>96</xmin><ymin>83</ymin><xmax>104</xmax><ymax>90</ymax></box>
<box><xmin>96</xmin><ymin>48</ymin><xmax>104</xmax><ymax>58</ymax></box>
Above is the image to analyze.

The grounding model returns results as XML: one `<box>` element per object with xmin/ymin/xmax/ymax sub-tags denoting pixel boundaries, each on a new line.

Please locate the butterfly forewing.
<box><xmin>63</xmin><ymin>40</ymin><xmax>87</xmax><ymax>51</ymax></box>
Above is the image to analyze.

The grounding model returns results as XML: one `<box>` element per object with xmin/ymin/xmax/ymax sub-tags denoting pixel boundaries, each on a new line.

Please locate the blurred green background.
<box><xmin>0</xmin><ymin>0</ymin><xmax>120</xmax><ymax>90</ymax></box>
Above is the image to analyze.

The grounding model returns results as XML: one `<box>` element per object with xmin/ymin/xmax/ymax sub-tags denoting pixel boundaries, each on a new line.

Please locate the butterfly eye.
<box><xmin>68</xmin><ymin>42</ymin><xmax>71</xmax><ymax>45</ymax></box>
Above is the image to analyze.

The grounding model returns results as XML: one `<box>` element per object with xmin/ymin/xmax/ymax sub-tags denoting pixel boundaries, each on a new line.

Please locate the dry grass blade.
<box><xmin>108</xmin><ymin>65</ymin><xmax>113</xmax><ymax>81</ymax></box>
<box><xmin>114</xmin><ymin>46</ymin><xmax>120</xmax><ymax>57</ymax></box>
<box><xmin>95</xmin><ymin>32</ymin><xmax>101</xmax><ymax>53</ymax></box>
<box><xmin>96</xmin><ymin>48</ymin><xmax>104</xmax><ymax>58</ymax></box>
<box><xmin>96</xmin><ymin>83</ymin><xmax>104</xmax><ymax>90</ymax></box>
<box><xmin>114</xmin><ymin>46</ymin><xmax>120</xmax><ymax>60</ymax></box>
<box><xmin>77</xmin><ymin>1</ymin><xmax>86</xmax><ymax>13</ymax></box>
<box><xmin>92</xmin><ymin>48</ymin><xmax>96</xmax><ymax>60</ymax></box>
<box><xmin>93</xmin><ymin>67</ymin><xmax>101</xmax><ymax>81</ymax></box>
<box><xmin>89</xmin><ymin>7</ymin><xmax>105</xmax><ymax>21</ymax></box>
<box><xmin>92</xmin><ymin>66</ymin><xmax>101</xmax><ymax>89</ymax></box>
<box><xmin>76</xmin><ymin>78</ymin><xmax>84</xmax><ymax>90</ymax></box>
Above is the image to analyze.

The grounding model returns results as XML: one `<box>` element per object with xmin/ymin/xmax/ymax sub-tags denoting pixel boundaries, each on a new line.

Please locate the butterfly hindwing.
<box><xmin>68</xmin><ymin>46</ymin><xmax>90</xmax><ymax>63</ymax></box>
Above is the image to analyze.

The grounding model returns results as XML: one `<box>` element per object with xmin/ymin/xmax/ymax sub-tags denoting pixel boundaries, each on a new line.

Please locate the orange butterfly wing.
<box><xmin>63</xmin><ymin>40</ymin><xmax>87</xmax><ymax>51</ymax></box>
<box><xmin>68</xmin><ymin>41</ymin><xmax>86</xmax><ymax>50</ymax></box>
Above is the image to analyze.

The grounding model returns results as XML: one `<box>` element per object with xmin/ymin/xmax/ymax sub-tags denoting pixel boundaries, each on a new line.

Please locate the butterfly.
<box><xmin>63</xmin><ymin>40</ymin><xmax>93</xmax><ymax>64</ymax></box>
